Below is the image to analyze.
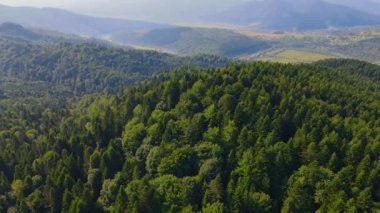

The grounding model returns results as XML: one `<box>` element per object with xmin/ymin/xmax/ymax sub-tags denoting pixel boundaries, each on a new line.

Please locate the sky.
<box><xmin>0</xmin><ymin>0</ymin><xmax>379</xmax><ymax>22</ymax></box>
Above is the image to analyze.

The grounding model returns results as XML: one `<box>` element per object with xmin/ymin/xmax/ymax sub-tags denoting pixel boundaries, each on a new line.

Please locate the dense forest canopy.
<box><xmin>0</xmin><ymin>36</ymin><xmax>229</xmax><ymax>97</ymax></box>
<box><xmin>0</xmin><ymin>59</ymin><xmax>379</xmax><ymax>212</ymax></box>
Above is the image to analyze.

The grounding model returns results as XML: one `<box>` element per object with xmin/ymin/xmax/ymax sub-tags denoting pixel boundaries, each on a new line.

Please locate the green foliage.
<box><xmin>157</xmin><ymin>146</ymin><xmax>197</xmax><ymax>177</ymax></box>
<box><xmin>0</xmin><ymin>59</ymin><xmax>379</xmax><ymax>212</ymax></box>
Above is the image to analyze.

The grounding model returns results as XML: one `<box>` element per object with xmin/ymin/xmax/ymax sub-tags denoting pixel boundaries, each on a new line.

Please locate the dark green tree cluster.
<box><xmin>317</xmin><ymin>58</ymin><xmax>380</xmax><ymax>81</ymax></box>
<box><xmin>0</xmin><ymin>60</ymin><xmax>379</xmax><ymax>212</ymax></box>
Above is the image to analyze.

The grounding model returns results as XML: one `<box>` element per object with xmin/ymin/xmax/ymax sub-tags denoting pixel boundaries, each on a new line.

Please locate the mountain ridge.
<box><xmin>327</xmin><ymin>0</ymin><xmax>380</xmax><ymax>15</ymax></box>
<box><xmin>209</xmin><ymin>0</ymin><xmax>380</xmax><ymax>30</ymax></box>
<box><xmin>0</xmin><ymin>4</ymin><xmax>169</xmax><ymax>36</ymax></box>
<box><xmin>0</xmin><ymin>22</ymin><xmax>40</xmax><ymax>40</ymax></box>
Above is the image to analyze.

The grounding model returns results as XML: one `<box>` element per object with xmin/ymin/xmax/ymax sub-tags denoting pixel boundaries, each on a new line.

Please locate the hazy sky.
<box><xmin>0</xmin><ymin>0</ymin><xmax>379</xmax><ymax>22</ymax></box>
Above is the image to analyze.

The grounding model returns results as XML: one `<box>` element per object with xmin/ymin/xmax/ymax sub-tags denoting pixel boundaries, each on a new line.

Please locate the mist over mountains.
<box><xmin>0</xmin><ymin>0</ymin><xmax>380</xmax><ymax>57</ymax></box>
<box><xmin>327</xmin><ymin>0</ymin><xmax>380</xmax><ymax>15</ymax></box>
<box><xmin>1</xmin><ymin>0</ymin><xmax>380</xmax><ymax>32</ymax></box>
<box><xmin>0</xmin><ymin>4</ymin><xmax>168</xmax><ymax>36</ymax></box>
<box><xmin>0</xmin><ymin>4</ymin><xmax>274</xmax><ymax>57</ymax></box>
<box><xmin>0</xmin><ymin>22</ymin><xmax>41</xmax><ymax>40</ymax></box>
<box><xmin>209</xmin><ymin>0</ymin><xmax>380</xmax><ymax>30</ymax></box>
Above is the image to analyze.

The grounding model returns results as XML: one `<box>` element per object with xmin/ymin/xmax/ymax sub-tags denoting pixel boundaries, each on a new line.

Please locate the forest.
<box><xmin>0</xmin><ymin>57</ymin><xmax>379</xmax><ymax>212</ymax></box>
<box><xmin>0</xmin><ymin>36</ymin><xmax>229</xmax><ymax>97</ymax></box>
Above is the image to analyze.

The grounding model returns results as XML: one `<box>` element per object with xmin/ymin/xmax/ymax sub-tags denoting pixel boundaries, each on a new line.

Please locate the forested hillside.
<box><xmin>316</xmin><ymin>58</ymin><xmax>380</xmax><ymax>81</ymax></box>
<box><xmin>0</xmin><ymin>37</ymin><xmax>229</xmax><ymax>97</ymax></box>
<box><xmin>0</xmin><ymin>60</ymin><xmax>379</xmax><ymax>212</ymax></box>
<box><xmin>111</xmin><ymin>27</ymin><xmax>270</xmax><ymax>57</ymax></box>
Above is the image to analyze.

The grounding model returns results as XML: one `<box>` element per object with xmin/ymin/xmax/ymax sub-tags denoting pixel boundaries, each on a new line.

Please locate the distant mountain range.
<box><xmin>0</xmin><ymin>4</ymin><xmax>273</xmax><ymax>57</ymax></box>
<box><xmin>210</xmin><ymin>0</ymin><xmax>380</xmax><ymax>30</ymax></box>
<box><xmin>327</xmin><ymin>0</ymin><xmax>380</xmax><ymax>15</ymax></box>
<box><xmin>0</xmin><ymin>4</ymin><xmax>168</xmax><ymax>36</ymax></box>
<box><xmin>1</xmin><ymin>1</ymin><xmax>380</xmax><ymax>35</ymax></box>
<box><xmin>0</xmin><ymin>22</ymin><xmax>116</xmax><ymax>47</ymax></box>
<box><xmin>1</xmin><ymin>1</ymin><xmax>380</xmax><ymax>57</ymax></box>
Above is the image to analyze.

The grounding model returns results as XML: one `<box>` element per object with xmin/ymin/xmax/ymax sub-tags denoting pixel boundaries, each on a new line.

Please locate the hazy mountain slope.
<box><xmin>327</xmin><ymin>0</ymin><xmax>380</xmax><ymax>15</ymax></box>
<box><xmin>336</xmin><ymin>37</ymin><xmax>380</xmax><ymax>64</ymax></box>
<box><xmin>0</xmin><ymin>22</ymin><xmax>122</xmax><ymax>48</ymax></box>
<box><xmin>0</xmin><ymin>4</ymin><xmax>168</xmax><ymax>36</ymax></box>
<box><xmin>111</xmin><ymin>27</ymin><xmax>271</xmax><ymax>56</ymax></box>
<box><xmin>0</xmin><ymin>22</ymin><xmax>41</xmax><ymax>40</ymax></box>
<box><xmin>212</xmin><ymin>0</ymin><xmax>380</xmax><ymax>30</ymax></box>
<box><xmin>0</xmin><ymin>5</ymin><xmax>270</xmax><ymax>57</ymax></box>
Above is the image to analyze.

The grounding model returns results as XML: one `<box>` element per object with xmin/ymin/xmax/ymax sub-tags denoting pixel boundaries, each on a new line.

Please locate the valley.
<box><xmin>236</xmin><ymin>26</ymin><xmax>380</xmax><ymax>64</ymax></box>
<box><xmin>0</xmin><ymin>1</ymin><xmax>379</xmax><ymax>212</ymax></box>
<box><xmin>1</xmin><ymin>3</ymin><xmax>380</xmax><ymax>63</ymax></box>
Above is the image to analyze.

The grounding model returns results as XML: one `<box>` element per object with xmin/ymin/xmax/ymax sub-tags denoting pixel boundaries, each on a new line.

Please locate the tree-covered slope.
<box><xmin>0</xmin><ymin>37</ymin><xmax>229</xmax><ymax>97</ymax></box>
<box><xmin>0</xmin><ymin>60</ymin><xmax>379</xmax><ymax>212</ymax></box>
<box><xmin>111</xmin><ymin>27</ymin><xmax>271</xmax><ymax>57</ymax></box>
<box><xmin>0</xmin><ymin>22</ymin><xmax>41</xmax><ymax>40</ymax></box>
<box><xmin>316</xmin><ymin>58</ymin><xmax>380</xmax><ymax>81</ymax></box>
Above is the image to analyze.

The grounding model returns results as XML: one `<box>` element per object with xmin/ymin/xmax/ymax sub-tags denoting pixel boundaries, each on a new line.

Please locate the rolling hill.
<box><xmin>0</xmin><ymin>30</ymin><xmax>229</xmax><ymax>97</ymax></box>
<box><xmin>110</xmin><ymin>27</ymin><xmax>271</xmax><ymax>56</ymax></box>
